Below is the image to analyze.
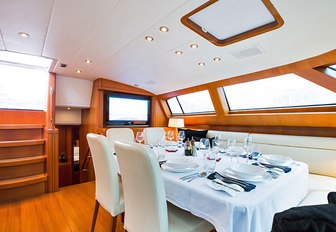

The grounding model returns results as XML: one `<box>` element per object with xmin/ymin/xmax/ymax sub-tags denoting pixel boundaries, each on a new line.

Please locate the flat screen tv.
<box><xmin>104</xmin><ymin>91</ymin><xmax>151</xmax><ymax>126</ymax></box>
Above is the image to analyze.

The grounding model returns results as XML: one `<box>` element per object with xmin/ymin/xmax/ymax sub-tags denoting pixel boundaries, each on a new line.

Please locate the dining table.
<box><xmin>159</xmin><ymin>147</ymin><xmax>309</xmax><ymax>232</ymax></box>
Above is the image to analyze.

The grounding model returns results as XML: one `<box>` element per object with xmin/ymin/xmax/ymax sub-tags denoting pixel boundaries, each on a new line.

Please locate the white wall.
<box><xmin>56</xmin><ymin>75</ymin><xmax>93</xmax><ymax>108</ymax></box>
<box><xmin>55</xmin><ymin>108</ymin><xmax>81</xmax><ymax>125</ymax></box>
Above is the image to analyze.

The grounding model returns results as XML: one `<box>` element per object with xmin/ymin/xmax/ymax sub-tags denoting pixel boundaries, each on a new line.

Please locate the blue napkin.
<box><xmin>256</xmin><ymin>162</ymin><xmax>291</xmax><ymax>173</ymax></box>
<box><xmin>207</xmin><ymin>172</ymin><xmax>256</xmax><ymax>192</ymax></box>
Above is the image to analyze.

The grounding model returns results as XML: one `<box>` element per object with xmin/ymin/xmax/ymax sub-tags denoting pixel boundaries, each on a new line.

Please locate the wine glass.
<box><xmin>135</xmin><ymin>131</ymin><xmax>144</xmax><ymax>143</ymax></box>
<box><xmin>167</xmin><ymin>130</ymin><xmax>175</xmax><ymax>141</ymax></box>
<box><xmin>226</xmin><ymin>139</ymin><xmax>237</xmax><ymax>167</ymax></box>
<box><xmin>244</xmin><ymin>134</ymin><xmax>253</xmax><ymax>162</ymax></box>
<box><xmin>178</xmin><ymin>131</ymin><xmax>185</xmax><ymax>147</ymax></box>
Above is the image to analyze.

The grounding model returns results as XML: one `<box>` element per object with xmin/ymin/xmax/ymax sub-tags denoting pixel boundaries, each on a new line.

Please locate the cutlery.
<box><xmin>212</xmin><ymin>179</ymin><xmax>242</xmax><ymax>192</ymax></box>
<box><xmin>212</xmin><ymin>172</ymin><xmax>256</xmax><ymax>191</ymax></box>
<box><xmin>187</xmin><ymin>172</ymin><xmax>207</xmax><ymax>182</ymax></box>
<box><xmin>180</xmin><ymin>172</ymin><xmax>199</xmax><ymax>180</ymax></box>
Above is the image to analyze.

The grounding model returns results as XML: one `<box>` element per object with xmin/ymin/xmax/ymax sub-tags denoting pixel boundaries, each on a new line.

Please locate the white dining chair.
<box><xmin>143</xmin><ymin>127</ymin><xmax>165</xmax><ymax>145</ymax></box>
<box><xmin>87</xmin><ymin>133</ymin><xmax>125</xmax><ymax>232</ymax></box>
<box><xmin>106</xmin><ymin>128</ymin><xmax>134</xmax><ymax>152</ymax></box>
<box><xmin>115</xmin><ymin>140</ymin><xmax>215</xmax><ymax>232</ymax></box>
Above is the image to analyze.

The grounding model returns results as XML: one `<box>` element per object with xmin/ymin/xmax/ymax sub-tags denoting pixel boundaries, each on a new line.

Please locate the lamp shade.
<box><xmin>168</xmin><ymin>118</ymin><xmax>184</xmax><ymax>128</ymax></box>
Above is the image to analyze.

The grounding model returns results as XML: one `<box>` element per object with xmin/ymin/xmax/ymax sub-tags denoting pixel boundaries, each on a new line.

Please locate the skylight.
<box><xmin>167</xmin><ymin>90</ymin><xmax>215</xmax><ymax>114</ymax></box>
<box><xmin>181</xmin><ymin>0</ymin><xmax>283</xmax><ymax>46</ymax></box>
<box><xmin>327</xmin><ymin>64</ymin><xmax>336</xmax><ymax>72</ymax></box>
<box><xmin>223</xmin><ymin>73</ymin><xmax>336</xmax><ymax>111</ymax></box>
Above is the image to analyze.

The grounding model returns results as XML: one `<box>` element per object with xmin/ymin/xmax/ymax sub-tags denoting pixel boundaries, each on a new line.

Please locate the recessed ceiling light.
<box><xmin>213</xmin><ymin>57</ymin><xmax>221</xmax><ymax>61</ymax></box>
<box><xmin>145</xmin><ymin>36</ymin><xmax>154</xmax><ymax>41</ymax></box>
<box><xmin>190</xmin><ymin>44</ymin><xmax>198</xmax><ymax>49</ymax></box>
<box><xmin>159</xmin><ymin>26</ymin><xmax>169</xmax><ymax>32</ymax></box>
<box><xmin>18</xmin><ymin>32</ymin><xmax>30</xmax><ymax>38</ymax></box>
<box><xmin>67</xmin><ymin>107</ymin><xmax>71</xmax><ymax>110</ymax></box>
<box><xmin>175</xmin><ymin>51</ymin><xmax>183</xmax><ymax>55</ymax></box>
<box><xmin>76</xmin><ymin>70</ymin><xmax>81</xmax><ymax>73</ymax></box>
<box><xmin>198</xmin><ymin>62</ymin><xmax>205</xmax><ymax>66</ymax></box>
<box><xmin>85</xmin><ymin>59</ymin><xmax>92</xmax><ymax>64</ymax></box>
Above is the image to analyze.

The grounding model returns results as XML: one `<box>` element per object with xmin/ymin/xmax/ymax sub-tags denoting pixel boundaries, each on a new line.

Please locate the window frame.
<box><xmin>166</xmin><ymin>90</ymin><xmax>216</xmax><ymax>115</ymax></box>
<box><xmin>221</xmin><ymin>73</ymin><xmax>336</xmax><ymax>114</ymax></box>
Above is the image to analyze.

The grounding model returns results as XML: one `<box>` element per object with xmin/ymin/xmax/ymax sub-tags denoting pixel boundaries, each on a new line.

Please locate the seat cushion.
<box><xmin>299</xmin><ymin>191</ymin><xmax>330</xmax><ymax>206</ymax></box>
<box><xmin>308</xmin><ymin>174</ymin><xmax>336</xmax><ymax>193</ymax></box>
<box><xmin>167</xmin><ymin>202</ymin><xmax>214</xmax><ymax>232</ymax></box>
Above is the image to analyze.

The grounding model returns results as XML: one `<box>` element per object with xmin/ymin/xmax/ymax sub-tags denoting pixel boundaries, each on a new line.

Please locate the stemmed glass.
<box><xmin>167</xmin><ymin>130</ymin><xmax>175</xmax><ymax>141</ymax></box>
<box><xmin>178</xmin><ymin>131</ymin><xmax>185</xmax><ymax>147</ymax></box>
<box><xmin>135</xmin><ymin>131</ymin><xmax>144</xmax><ymax>143</ymax></box>
<box><xmin>226</xmin><ymin>139</ymin><xmax>237</xmax><ymax>167</ymax></box>
<box><xmin>243</xmin><ymin>134</ymin><xmax>253</xmax><ymax>162</ymax></box>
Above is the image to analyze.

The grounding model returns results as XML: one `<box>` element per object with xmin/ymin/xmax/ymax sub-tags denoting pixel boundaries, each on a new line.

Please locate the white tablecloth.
<box><xmin>162</xmin><ymin>149</ymin><xmax>309</xmax><ymax>232</ymax></box>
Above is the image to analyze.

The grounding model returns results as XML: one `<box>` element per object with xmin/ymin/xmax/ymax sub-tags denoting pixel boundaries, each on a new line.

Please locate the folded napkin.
<box><xmin>207</xmin><ymin>172</ymin><xmax>256</xmax><ymax>192</ymax></box>
<box><xmin>257</xmin><ymin>162</ymin><xmax>291</xmax><ymax>173</ymax></box>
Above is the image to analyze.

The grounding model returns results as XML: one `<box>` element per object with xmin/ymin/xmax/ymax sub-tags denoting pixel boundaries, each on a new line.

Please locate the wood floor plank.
<box><xmin>0</xmin><ymin>181</ymin><xmax>125</xmax><ymax>232</ymax></box>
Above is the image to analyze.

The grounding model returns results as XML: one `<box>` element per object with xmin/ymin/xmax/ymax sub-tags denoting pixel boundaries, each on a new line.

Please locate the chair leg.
<box><xmin>111</xmin><ymin>216</ymin><xmax>117</xmax><ymax>232</ymax></box>
<box><xmin>121</xmin><ymin>212</ymin><xmax>125</xmax><ymax>223</ymax></box>
<box><xmin>91</xmin><ymin>200</ymin><xmax>100</xmax><ymax>232</ymax></box>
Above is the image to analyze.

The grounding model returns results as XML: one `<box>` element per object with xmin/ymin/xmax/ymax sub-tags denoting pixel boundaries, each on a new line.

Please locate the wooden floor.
<box><xmin>0</xmin><ymin>181</ymin><xmax>124</xmax><ymax>232</ymax></box>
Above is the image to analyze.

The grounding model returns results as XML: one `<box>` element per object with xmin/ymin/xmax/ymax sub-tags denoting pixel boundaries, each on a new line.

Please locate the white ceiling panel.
<box><xmin>0</xmin><ymin>0</ymin><xmax>335</xmax><ymax>94</ymax></box>
<box><xmin>0</xmin><ymin>0</ymin><xmax>54</xmax><ymax>56</ymax></box>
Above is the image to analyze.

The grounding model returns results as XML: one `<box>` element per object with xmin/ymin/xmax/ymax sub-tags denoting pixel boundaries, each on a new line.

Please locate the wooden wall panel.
<box><xmin>80</xmin><ymin>78</ymin><xmax>167</xmax><ymax>182</ymax></box>
<box><xmin>0</xmin><ymin>110</ymin><xmax>45</xmax><ymax>124</ymax></box>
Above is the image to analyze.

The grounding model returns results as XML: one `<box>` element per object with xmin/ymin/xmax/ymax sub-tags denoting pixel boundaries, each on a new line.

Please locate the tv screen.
<box><xmin>105</xmin><ymin>92</ymin><xmax>151</xmax><ymax>126</ymax></box>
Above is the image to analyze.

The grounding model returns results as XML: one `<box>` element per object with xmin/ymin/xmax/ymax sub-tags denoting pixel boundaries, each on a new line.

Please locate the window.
<box><xmin>327</xmin><ymin>64</ymin><xmax>336</xmax><ymax>72</ymax></box>
<box><xmin>0</xmin><ymin>64</ymin><xmax>49</xmax><ymax>110</ymax></box>
<box><xmin>167</xmin><ymin>90</ymin><xmax>215</xmax><ymax>114</ymax></box>
<box><xmin>0</xmin><ymin>51</ymin><xmax>52</xmax><ymax>111</ymax></box>
<box><xmin>223</xmin><ymin>73</ymin><xmax>336</xmax><ymax>111</ymax></box>
<box><xmin>104</xmin><ymin>92</ymin><xmax>151</xmax><ymax>126</ymax></box>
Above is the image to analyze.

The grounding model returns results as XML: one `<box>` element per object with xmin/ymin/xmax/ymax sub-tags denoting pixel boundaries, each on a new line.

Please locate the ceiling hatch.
<box><xmin>181</xmin><ymin>0</ymin><xmax>284</xmax><ymax>46</ymax></box>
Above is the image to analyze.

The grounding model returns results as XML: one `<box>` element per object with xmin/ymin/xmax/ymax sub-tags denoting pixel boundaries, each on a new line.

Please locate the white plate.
<box><xmin>222</xmin><ymin>168</ymin><xmax>271</xmax><ymax>183</ymax></box>
<box><xmin>162</xmin><ymin>162</ymin><xmax>199</xmax><ymax>173</ymax></box>
<box><xmin>230</xmin><ymin>163</ymin><xmax>265</xmax><ymax>178</ymax></box>
<box><xmin>262</xmin><ymin>154</ymin><xmax>293</xmax><ymax>165</ymax></box>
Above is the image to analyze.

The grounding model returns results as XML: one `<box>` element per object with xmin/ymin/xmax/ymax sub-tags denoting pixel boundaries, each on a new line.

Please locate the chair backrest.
<box><xmin>115</xmin><ymin>140</ymin><xmax>168</xmax><ymax>232</ymax></box>
<box><xmin>86</xmin><ymin>133</ymin><xmax>123</xmax><ymax>216</ymax></box>
<box><xmin>143</xmin><ymin>127</ymin><xmax>165</xmax><ymax>145</ymax></box>
<box><xmin>106</xmin><ymin>128</ymin><xmax>134</xmax><ymax>152</ymax></box>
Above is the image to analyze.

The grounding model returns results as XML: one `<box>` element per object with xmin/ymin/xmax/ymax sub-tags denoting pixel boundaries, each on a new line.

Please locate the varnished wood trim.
<box><xmin>0</xmin><ymin>155</ymin><xmax>46</xmax><ymax>168</ymax></box>
<box><xmin>0</xmin><ymin>124</ymin><xmax>44</xmax><ymax>129</ymax></box>
<box><xmin>0</xmin><ymin>173</ymin><xmax>47</xmax><ymax>190</ymax></box>
<box><xmin>0</xmin><ymin>139</ymin><xmax>45</xmax><ymax>148</ymax></box>
<box><xmin>46</xmin><ymin>128</ymin><xmax>59</xmax><ymax>192</ymax></box>
<box><xmin>181</xmin><ymin>0</ymin><xmax>284</xmax><ymax>47</ymax></box>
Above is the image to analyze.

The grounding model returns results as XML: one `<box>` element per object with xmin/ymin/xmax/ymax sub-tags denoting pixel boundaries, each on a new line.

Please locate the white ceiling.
<box><xmin>0</xmin><ymin>0</ymin><xmax>335</xmax><ymax>95</ymax></box>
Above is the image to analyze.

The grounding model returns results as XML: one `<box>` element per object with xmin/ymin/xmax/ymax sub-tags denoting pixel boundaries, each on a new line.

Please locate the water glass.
<box><xmin>205</xmin><ymin>151</ymin><xmax>217</xmax><ymax>173</ymax></box>
<box><xmin>157</xmin><ymin>146</ymin><xmax>166</xmax><ymax>161</ymax></box>
<box><xmin>244</xmin><ymin>134</ymin><xmax>253</xmax><ymax>161</ymax></box>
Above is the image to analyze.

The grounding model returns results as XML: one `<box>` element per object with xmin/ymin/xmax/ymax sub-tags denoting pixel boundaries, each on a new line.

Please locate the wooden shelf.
<box><xmin>0</xmin><ymin>155</ymin><xmax>46</xmax><ymax>168</ymax></box>
<box><xmin>0</xmin><ymin>173</ymin><xmax>47</xmax><ymax>190</ymax></box>
<box><xmin>0</xmin><ymin>124</ymin><xmax>44</xmax><ymax>130</ymax></box>
<box><xmin>0</xmin><ymin>139</ymin><xmax>45</xmax><ymax>148</ymax></box>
